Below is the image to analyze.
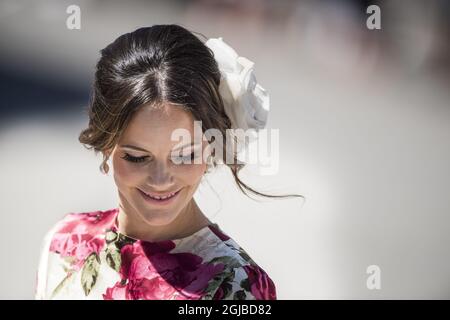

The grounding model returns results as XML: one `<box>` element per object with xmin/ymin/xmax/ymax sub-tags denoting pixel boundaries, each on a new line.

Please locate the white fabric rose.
<box><xmin>205</xmin><ymin>37</ymin><xmax>270</xmax><ymax>162</ymax></box>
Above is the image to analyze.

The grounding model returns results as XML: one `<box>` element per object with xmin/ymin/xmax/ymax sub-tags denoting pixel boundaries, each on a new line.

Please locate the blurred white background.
<box><xmin>0</xmin><ymin>0</ymin><xmax>449</xmax><ymax>299</ymax></box>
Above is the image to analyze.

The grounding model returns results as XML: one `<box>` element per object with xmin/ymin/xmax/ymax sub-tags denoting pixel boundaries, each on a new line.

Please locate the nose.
<box><xmin>145</xmin><ymin>159</ymin><xmax>174</xmax><ymax>190</ymax></box>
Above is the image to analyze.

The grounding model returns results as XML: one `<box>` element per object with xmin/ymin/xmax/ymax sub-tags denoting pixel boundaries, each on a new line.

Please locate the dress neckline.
<box><xmin>110</xmin><ymin>208</ymin><xmax>217</xmax><ymax>244</ymax></box>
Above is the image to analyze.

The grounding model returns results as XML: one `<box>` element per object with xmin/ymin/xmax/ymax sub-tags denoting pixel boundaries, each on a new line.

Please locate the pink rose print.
<box><xmin>103</xmin><ymin>282</ymin><xmax>128</xmax><ymax>300</ymax></box>
<box><xmin>243</xmin><ymin>265</ymin><xmax>277</xmax><ymax>300</ymax></box>
<box><xmin>49</xmin><ymin>209</ymin><xmax>117</xmax><ymax>270</ymax></box>
<box><xmin>104</xmin><ymin>240</ymin><xmax>225</xmax><ymax>300</ymax></box>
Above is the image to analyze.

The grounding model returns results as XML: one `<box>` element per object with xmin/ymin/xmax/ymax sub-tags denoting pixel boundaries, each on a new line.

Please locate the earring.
<box><xmin>103</xmin><ymin>161</ymin><xmax>109</xmax><ymax>174</ymax></box>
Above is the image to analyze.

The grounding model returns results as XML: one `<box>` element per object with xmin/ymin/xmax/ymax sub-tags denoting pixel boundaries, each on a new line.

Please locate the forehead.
<box><xmin>121</xmin><ymin>103</ymin><xmax>194</xmax><ymax>138</ymax></box>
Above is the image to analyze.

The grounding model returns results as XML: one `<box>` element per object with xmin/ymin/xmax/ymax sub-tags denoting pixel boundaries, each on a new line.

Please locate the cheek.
<box><xmin>112</xmin><ymin>157</ymin><xmax>143</xmax><ymax>187</ymax></box>
<box><xmin>172</xmin><ymin>163</ymin><xmax>206</xmax><ymax>186</ymax></box>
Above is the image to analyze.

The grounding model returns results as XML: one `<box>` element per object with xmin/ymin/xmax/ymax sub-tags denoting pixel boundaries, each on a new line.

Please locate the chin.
<box><xmin>134</xmin><ymin>203</ymin><xmax>181</xmax><ymax>226</ymax></box>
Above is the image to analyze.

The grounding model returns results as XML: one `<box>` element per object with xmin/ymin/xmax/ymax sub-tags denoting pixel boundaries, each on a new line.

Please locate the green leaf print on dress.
<box><xmin>81</xmin><ymin>252</ymin><xmax>100</xmax><ymax>296</ymax></box>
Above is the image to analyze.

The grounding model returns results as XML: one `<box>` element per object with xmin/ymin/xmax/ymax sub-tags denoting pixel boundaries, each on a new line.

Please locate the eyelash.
<box><xmin>121</xmin><ymin>152</ymin><xmax>196</xmax><ymax>164</ymax></box>
<box><xmin>121</xmin><ymin>153</ymin><xmax>149</xmax><ymax>163</ymax></box>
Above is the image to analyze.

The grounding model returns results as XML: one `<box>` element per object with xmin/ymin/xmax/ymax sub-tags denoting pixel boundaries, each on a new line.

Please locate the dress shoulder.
<box><xmin>34</xmin><ymin>209</ymin><xmax>118</xmax><ymax>299</ymax></box>
<box><xmin>211</xmin><ymin>263</ymin><xmax>277</xmax><ymax>300</ymax></box>
<box><xmin>199</xmin><ymin>225</ymin><xmax>277</xmax><ymax>300</ymax></box>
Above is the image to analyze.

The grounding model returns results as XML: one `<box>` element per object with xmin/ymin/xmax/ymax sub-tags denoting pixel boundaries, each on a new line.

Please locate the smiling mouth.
<box><xmin>138</xmin><ymin>188</ymin><xmax>181</xmax><ymax>201</ymax></box>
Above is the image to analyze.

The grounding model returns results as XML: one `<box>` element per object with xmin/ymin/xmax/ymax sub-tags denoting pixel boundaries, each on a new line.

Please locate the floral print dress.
<box><xmin>35</xmin><ymin>208</ymin><xmax>276</xmax><ymax>300</ymax></box>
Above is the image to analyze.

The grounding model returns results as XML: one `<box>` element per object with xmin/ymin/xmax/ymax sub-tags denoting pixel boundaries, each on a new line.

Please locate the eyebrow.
<box><xmin>120</xmin><ymin>142</ymin><xmax>200</xmax><ymax>153</ymax></box>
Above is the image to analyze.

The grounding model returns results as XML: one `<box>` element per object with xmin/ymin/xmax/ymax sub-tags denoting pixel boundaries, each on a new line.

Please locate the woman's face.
<box><xmin>110</xmin><ymin>103</ymin><xmax>209</xmax><ymax>226</ymax></box>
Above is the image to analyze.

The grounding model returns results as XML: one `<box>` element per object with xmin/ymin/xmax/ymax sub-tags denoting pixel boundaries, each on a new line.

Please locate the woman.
<box><xmin>35</xmin><ymin>24</ymin><xmax>300</xmax><ymax>300</ymax></box>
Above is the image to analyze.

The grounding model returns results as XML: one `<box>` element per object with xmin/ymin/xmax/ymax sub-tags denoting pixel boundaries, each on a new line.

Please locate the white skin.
<box><xmin>106</xmin><ymin>102</ymin><xmax>212</xmax><ymax>242</ymax></box>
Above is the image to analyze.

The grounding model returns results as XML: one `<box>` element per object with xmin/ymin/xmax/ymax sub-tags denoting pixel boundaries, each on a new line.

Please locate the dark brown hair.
<box><xmin>79</xmin><ymin>24</ymin><xmax>303</xmax><ymax>201</ymax></box>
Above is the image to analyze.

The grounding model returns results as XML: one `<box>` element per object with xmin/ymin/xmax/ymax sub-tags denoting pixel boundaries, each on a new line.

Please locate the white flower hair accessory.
<box><xmin>205</xmin><ymin>37</ymin><xmax>270</xmax><ymax>161</ymax></box>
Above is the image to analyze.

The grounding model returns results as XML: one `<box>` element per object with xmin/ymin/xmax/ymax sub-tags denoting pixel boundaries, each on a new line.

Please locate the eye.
<box><xmin>181</xmin><ymin>152</ymin><xmax>197</xmax><ymax>162</ymax></box>
<box><xmin>172</xmin><ymin>152</ymin><xmax>197</xmax><ymax>164</ymax></box>
<box><xmin>186</xmin><ymin>152</ymin><xmax>196</xmax><ymax>160</ymax></box>
<box><xmin>121</xmin><ymin>153</ymin><xmax>149</xmax><ymax>163</ymax></box>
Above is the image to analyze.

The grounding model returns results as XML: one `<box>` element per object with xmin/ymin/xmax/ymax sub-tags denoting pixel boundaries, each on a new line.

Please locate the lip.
<box><xmin>138</xmin><ymin>188</ymin><xmax>182</xmax><ymax>206</ymax></box>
